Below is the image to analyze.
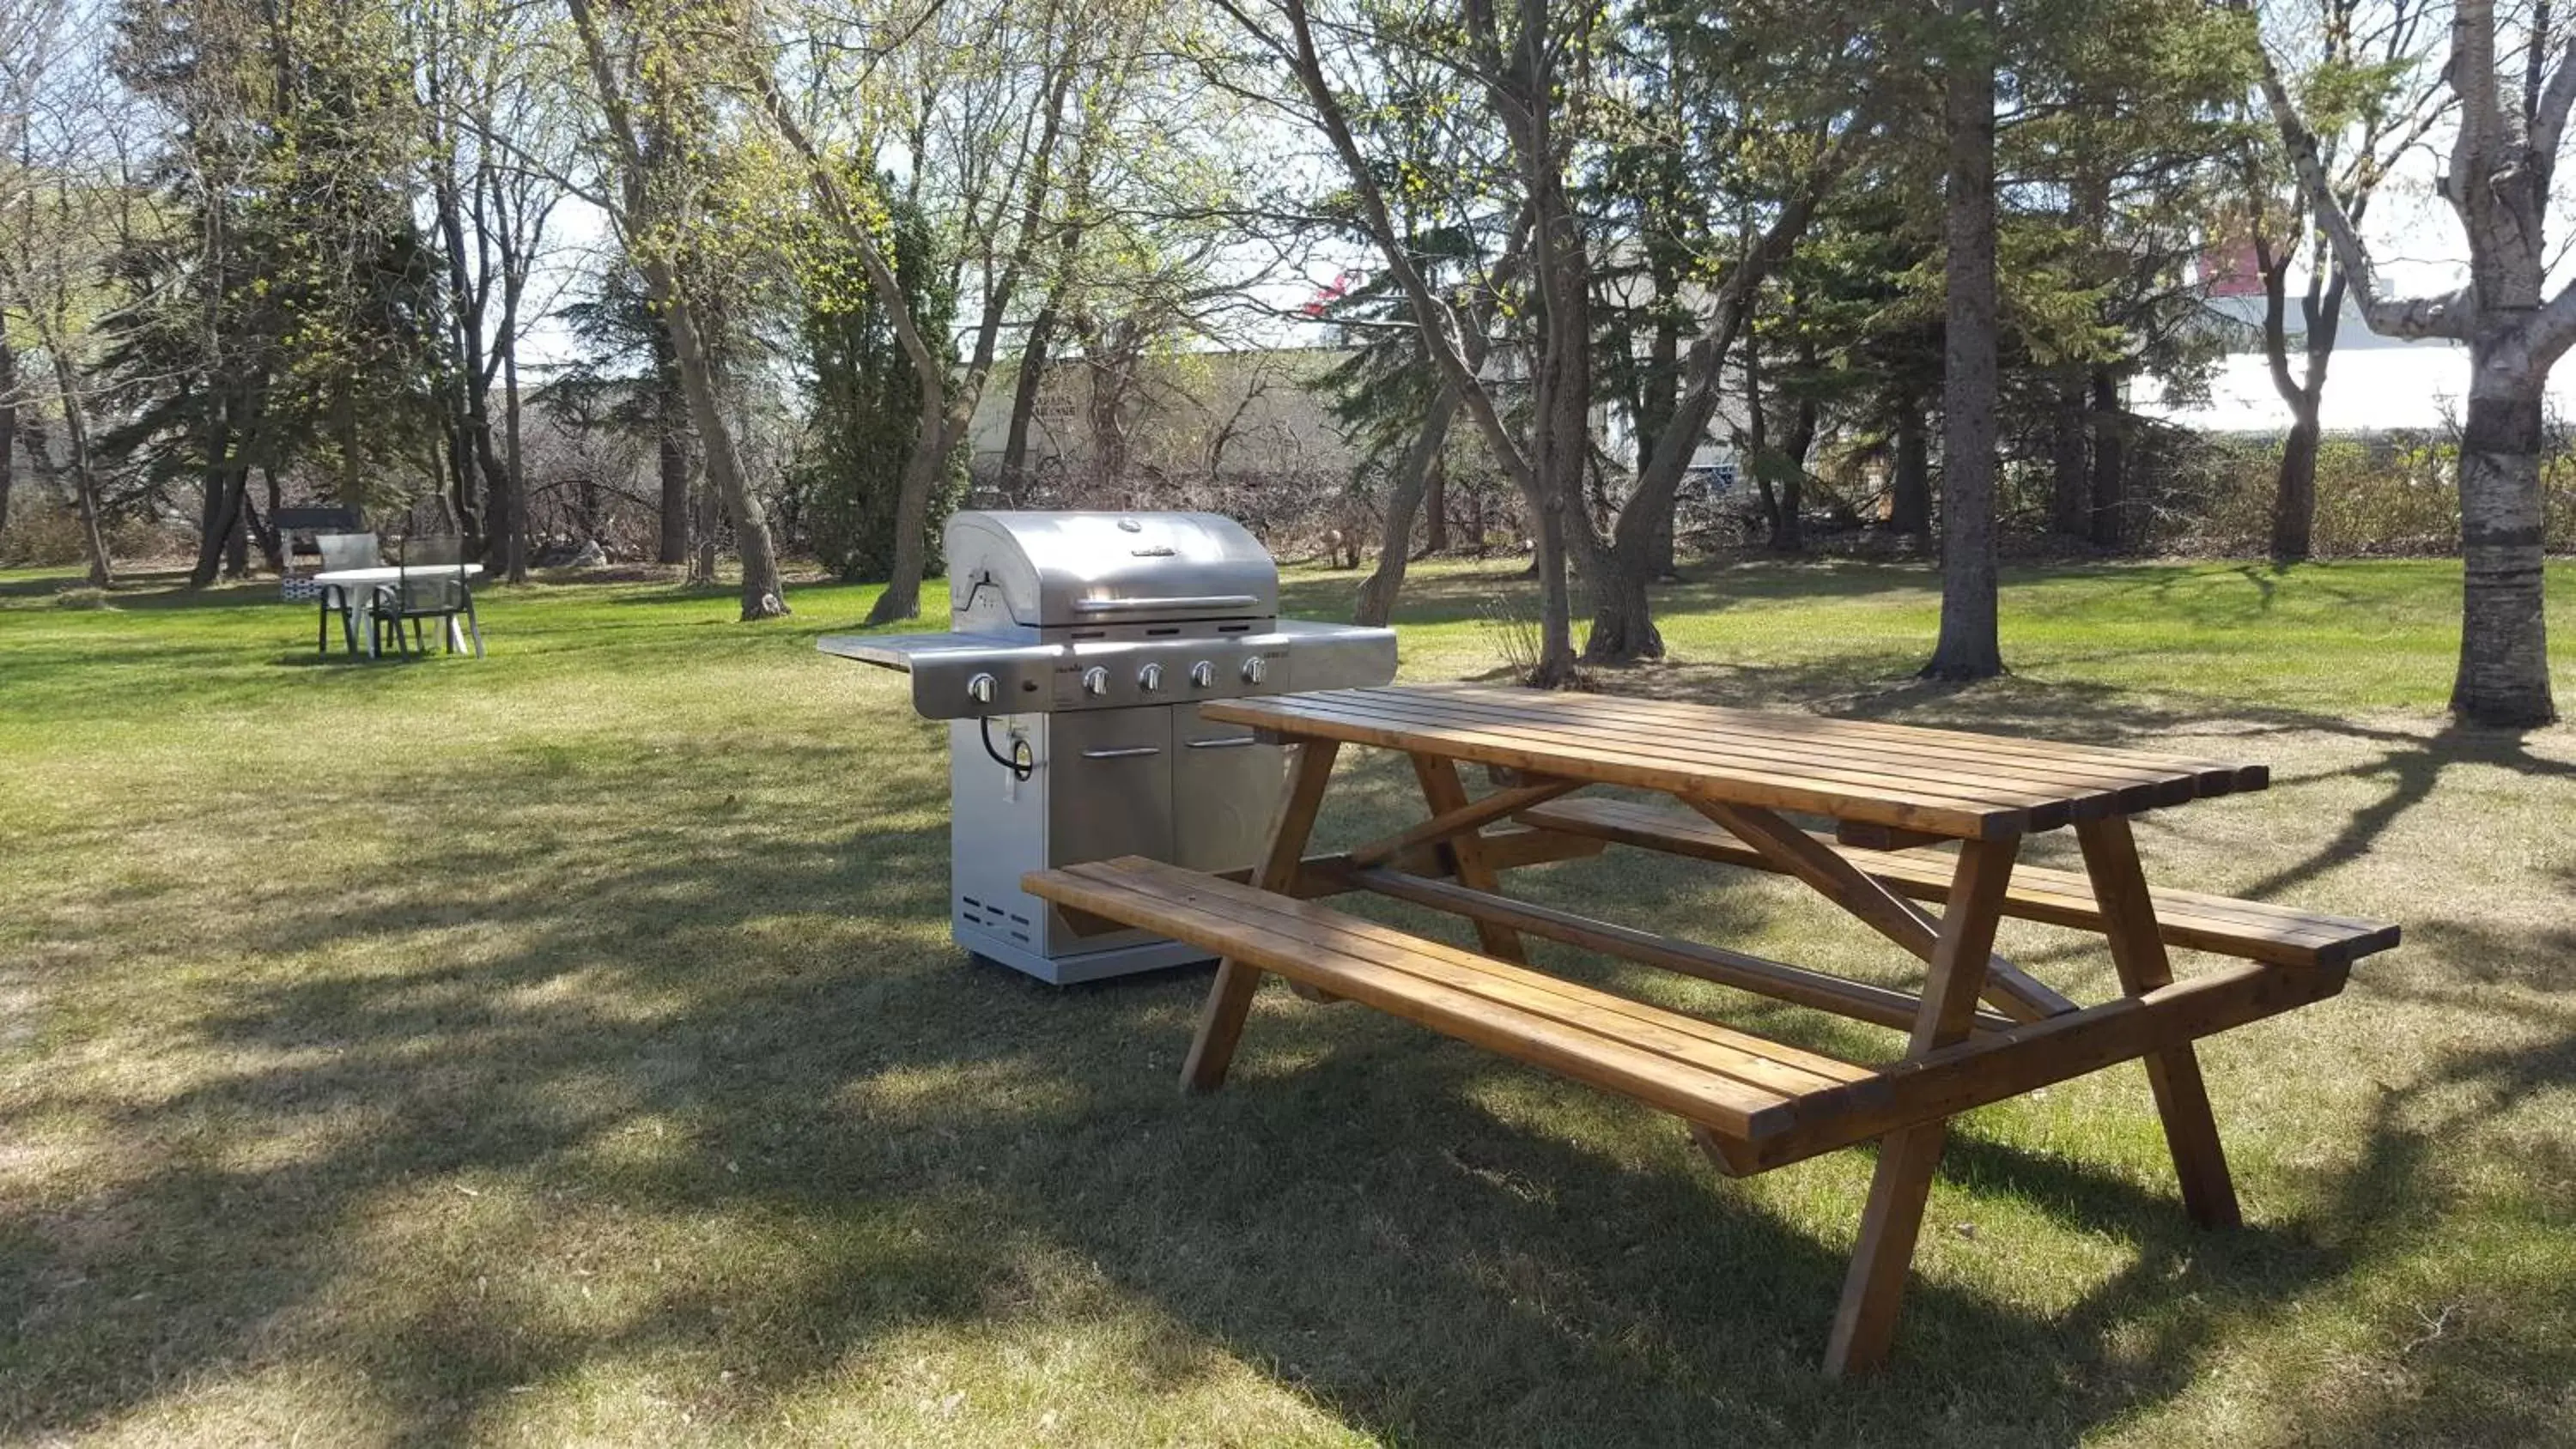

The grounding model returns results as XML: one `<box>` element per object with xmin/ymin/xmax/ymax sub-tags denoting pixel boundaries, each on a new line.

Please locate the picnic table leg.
<box><xmin>2075</xmin><ymin>815</ymin><xmax>2242</xmax><ymax>1229</ymax></box>
<box><xmin>1181</xmin><ymin>738</ymin><xmax>1341</xmax><ymax>1093</ymax></box>
<box><xmin>1410</xmin><ymin>754</ymin><xmax>1530</xmax><ymax>963</ymax></box>
<box><xmin>1825</xmin><ymin>834</ymin><xmax>2020</xmax><ymax>1376</ymax></box>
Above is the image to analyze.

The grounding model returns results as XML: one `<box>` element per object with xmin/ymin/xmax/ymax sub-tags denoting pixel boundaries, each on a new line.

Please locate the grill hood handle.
<box><xmin>1071</xmin><ymin>594</ymin><xmax>1261</xmax><ymax>615</ymax></box>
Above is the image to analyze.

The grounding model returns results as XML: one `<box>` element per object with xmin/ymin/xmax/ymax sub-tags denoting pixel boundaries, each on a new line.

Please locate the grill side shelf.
<box><xmin>818</xmin><ymin>633</ymin><xmax>1066</xmax><ymax>718</ymax></box>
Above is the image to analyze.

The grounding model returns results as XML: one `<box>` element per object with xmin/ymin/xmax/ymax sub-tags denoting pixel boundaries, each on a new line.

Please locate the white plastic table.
<box><xmin>313</xmin><ymin>564</ymin><xmax>484</xmax><ymax>657</ymax></box>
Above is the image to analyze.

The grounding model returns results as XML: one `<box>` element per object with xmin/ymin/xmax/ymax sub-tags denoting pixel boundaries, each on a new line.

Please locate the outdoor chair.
<box><xmin>313</xmin><ymin>531</ymin><xmax>380</xmax><ymax>655</ymax></box>
<box><xmin>368</xmin><ymin>535</ymin><xmax>483</xmax><ymax>658</ymax></box>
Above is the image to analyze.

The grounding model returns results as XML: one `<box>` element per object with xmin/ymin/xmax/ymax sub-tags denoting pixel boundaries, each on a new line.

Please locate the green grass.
<box><xmin>2</xmin><ymin>556</ymin><xmax>2572</xmax><ymax>1447</ymax></box>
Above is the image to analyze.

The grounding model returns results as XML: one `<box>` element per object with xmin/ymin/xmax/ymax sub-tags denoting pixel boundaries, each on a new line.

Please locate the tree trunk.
<box><xmin>1001</xmin><ymin>304</ymin><xmax>1057</xmax><ymax>502</ymax></box>
<box><xmin>653</xmin><ymin>324</ymin><xmax>690</xmax><ymax>565</ymax></box>
<box><xmin>1354</xmin><ymin>382</ymin><xmax>1460</xmax><ymax>626</ymax></box>
<box><xmin>2260</xmin><ymin>240</ymin><xmax>2345</xmax><ymax>562</ymax></box>
<box><xmin>188</xmin><ymin>399</ymin><xmax>243</xmax><ymax>587</ymax></box>
<box><xmin>1890</xmin><ymin>391</ymin><xmax>1931</xmax><ymax>538</ymax></box>
<box><xmin>499</xmin><ymin>312</ymin><xmax>528</xmax><ymax>584</ymax></box>
<box><xmin>45</xmin><ymin>344</ymin><xmax>112</xmax><ymax>587</ymax></box>
<box><xmin>1744</xmin><ymin>344</ymin><xmax>1780</xmax><ymax>538</ymax></box>
<box><xmin>638</xmin><ymin>258</ymin><xmax>787</xmax><ymax>618</ymax></box>
<box><xmin>2451</xmin><ymin>347</ymin><xmax>2558</xmax><ymax>724</ymax></box>
<box><xmin>1422</xmin><ymin>456</ymin><xmax>1450</xmax><ymax>555</ymax></box>
<box><xmin>1773</xmin><ymin>387</ymin><xmax>1816</xmax><ymax>554</ymax></box>
<box><xmin>690</xmin><ymin>467</ymin><xmax>720</xmax><ymax>585</ymax></box>
<box><xmin>1924</xmin><ymin>0</ymin><xmax>2004</xmax><ymax>681</ymax></box>
<box><xmin>2088</xmin><ymin>368</ymin><xmax>2125</xmax><ymax>549</ymax></box>
<box><xmin>222</xmin><ymin>472</ymin><xmax>250</xmax><ymax>577</ymax></box>
<box><xmin>2050</xmin><ymin>373</ymin><xmax>2092</xmax><ymax>539</ymax></box>
<box><xmin>0</xmin><ymin>324</ymin><xmax>15</xmax><ymax>537</ymax></box>
<box><xmin>2271</xmin><ymin>403</ymin><xmax>2321</xmax><ymax>560</ymax></box>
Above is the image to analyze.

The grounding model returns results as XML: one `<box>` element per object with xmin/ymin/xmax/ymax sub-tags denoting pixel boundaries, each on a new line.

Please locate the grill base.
<box><xmin>962</xmin><ymin>934</ymin><xmax>1217</xmax><ymax>985</ymax></box>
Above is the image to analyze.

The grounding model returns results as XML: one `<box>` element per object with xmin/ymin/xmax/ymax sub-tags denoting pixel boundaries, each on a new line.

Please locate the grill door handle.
<box><xmin>1185</xmin><ymin>735</ymin><xmax>1261</xmax><ymax>749</ymax></box>
<box><xmin>1071</xmin><ymin>595</ymin><xmax>1261</xmax><ymax>614</ymax></box>
<box><xmin>1079</xmin><ymin>745</ymin><xmax>1163</xmax><ymax>760</ymax></box>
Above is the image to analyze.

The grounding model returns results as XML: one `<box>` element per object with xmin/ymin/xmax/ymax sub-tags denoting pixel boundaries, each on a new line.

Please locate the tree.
<box><xmin>799</xmin><ymin>188</ymin><xmax>962</xmax><ymax>580</ymax></box>
<box><xmin>2239</xmin><ymin>0</ymin><xmax>2438</xmax><ymax>561</ymax></box>
<box><xmin>410</xmin><ymin>0</ymin><xmax>571</xmax><ymax>585</ymax></box>
<box><xmin>105</xmin><ymin>0</ymin><xmax>447</xmax><ymax>586</ymax></box>
<box><xmin>2259</xmin><ymin>0</ymin><xmax>2563</xmax><ymax>725</ymax></box>
<box><xmin>1</xmin><ymin>0</ymin><xmax>125</xmax><ymax>585</ymax></box>
<box><xmin>564</xmin><ymin>0</ymin><xmax>789</xmax><ymax>620</ymax></box>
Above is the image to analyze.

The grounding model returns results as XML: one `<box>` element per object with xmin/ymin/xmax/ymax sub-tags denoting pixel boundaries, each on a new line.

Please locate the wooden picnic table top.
<box><xmin>1201</xmin><ymin>683</ymin><xmax>2269</xmax><ymax>841</ymax></box>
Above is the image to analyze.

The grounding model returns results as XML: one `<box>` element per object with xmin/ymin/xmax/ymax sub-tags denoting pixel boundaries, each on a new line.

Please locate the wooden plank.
<box><xmin>1746</xmin><ymin>958</ymin><xmax>2346</xmax><ymax>1173</ymax></box>
<box><xmin>1199</xmin><ymin>695</ymin><xmax>2036</xmax><ymax>840</ymax></box>
<box><xmin>1182</xmin><ymin>738</ymin><xmax>1339</xmax><ymax>1093</ymax></box>
<box><xmin>1028</xmin><ymin>860</ymin><xmax>1812</xmax><ymax>1134</ymax></box>
<box><xmin>1078</xmin><ymin>858</ymin><xmax>1869</xmax><ymax>1098</ymax></box>
<box><xmin>1262</xmin><ymin>689</ymin><xmax>2114</xmax><ymax>823</ymax></box>
<box><xmin>1324</xmin><ymin>860</ymin><xmax>2019</xmax><ymax>1036</ymax></box>
<box><xmin>1346</xmin><ymin>777</ymin><xmax>1583</xmax><ymax>869</ymax></box>
<box><xmin>1411</xmin><ymin>753</ymin><xmax>1531</xmax><ymax>962</ymax></box>
<box><xmin>1346</xmin><ymin>687</ymin><xmax>2197</xmax><ymax>815</ymax></box>
<box><xmin>2077</xmin><ymin>815</ymin><xmax>2242</xmax><ymax>1229</ymax></box>
<box><xmin>1392</xmin><ymin>683</ymin><xmax>2269</xmax><ymax>792</ymax></box>
<box><xmin>1518</xmin><ymin>797</ymin><xmax>2401</xmax><ymax>967</ymax></box>
<box><xmin>1688</xmin><ymin>800</ymin><xmax>2079</xmax><ymax>1024</ymax></box>
<box><xmin>1824</xmin><ymin>836</ymin><xmax>2020</xmax><ymax>1377</ymax></box>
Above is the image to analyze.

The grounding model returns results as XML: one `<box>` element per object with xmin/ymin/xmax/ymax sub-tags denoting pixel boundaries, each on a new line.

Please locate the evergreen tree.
<box><xmin>798</xmin><ymin>191</ymin><xmax>959</xmax><ymax>583</ymax></box>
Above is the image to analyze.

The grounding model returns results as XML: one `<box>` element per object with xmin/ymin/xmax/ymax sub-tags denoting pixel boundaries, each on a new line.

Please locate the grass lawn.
<box><xmin>2</xmin><ymin>555</ymin><xmax>2572</xmax><ymax>1446</ymax></box>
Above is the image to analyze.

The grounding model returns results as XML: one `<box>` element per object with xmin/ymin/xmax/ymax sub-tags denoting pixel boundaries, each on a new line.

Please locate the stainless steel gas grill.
<box><xmin>820</xmin><ymin>511</ymin><xmax>1397</xmax><ymax>984</ymax></box>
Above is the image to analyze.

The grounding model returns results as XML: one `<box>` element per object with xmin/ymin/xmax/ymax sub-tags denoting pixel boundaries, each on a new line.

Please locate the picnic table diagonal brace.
<box><xmin>1686</xmin><ymin>798</ymin><xmax>2079</xmax><ymax>1023</ymax></box>
<box><xmin>1182</xmin><ymin>738</ymin><xmax>1342</xmax><ymax>1092</ymax></box>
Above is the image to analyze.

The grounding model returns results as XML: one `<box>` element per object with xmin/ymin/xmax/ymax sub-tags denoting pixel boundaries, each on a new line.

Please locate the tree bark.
<box><xmin>44</xmin><ymin>337</ymin><xmax>112</xmax><ymax>586</ymax></box>
<box><xmin>2272</xmin><ymin>404</ymin><xmax>2321</xmax><ymax>558</ymax></box>
<box><xmin>1890</xmin><ymin>391</ymin><xmax>1930</xmax><ymax>538</ymax></box>
<box><xmin>2089</xmin><ymin>368</ymin><xmax>2125</xmax><ymax>549</ymax></box>
<box><xmin>1422</xmin><ymin>456</ymin><xmax>1450</xmax><ymax>555</ymax></box>
<box><xmin>653</xmin><ymin>324</ymin><xmax>690</xmax><ymax>564</ymax></box>
<box><xmin>498</xmin><ymin>302</ymin><xmax>527</xmax><ymax>584</ymax></box>
<box><xmin>2259</xmin><ymin>237</ymin><xmax>2346</xmax><ymax>561</ymax></box>
<box><xmin>0</xmin><ymin>323</ymin><xmax>15</xmax><ymax>537</ymax></box>
<box><xmin>1000</xmin><ymin>305</ymin><xmax>1056</xmax><ymax>502</ymax></box>
<box><xmin>2050</xmin><ymin>373</ymin><xmax>2092</xmax><ymax>540</ymax></box>
<box><xmin>1924</xmin><ymin>0</ymin><xmax>2004</xmax><ymax>681</ymax></box>
<box><xmin>1774</xmin><ymin>381</ymin><xmax>1816</xmax><ymax>554</ymax></box>
<box><xmin>188</xmin><ymin>395</ymin><xmax>243</xmax><ymax>587</ymax></box>
<box><xmin>1354</xmin><ymin>381</ymin><xmax>1460</xmax><ymax>626</ymax></box>
<box><xmin>2453</xmin><ymin>349</ymin><xmax>2558</xmax><ymax>724</ymax></box>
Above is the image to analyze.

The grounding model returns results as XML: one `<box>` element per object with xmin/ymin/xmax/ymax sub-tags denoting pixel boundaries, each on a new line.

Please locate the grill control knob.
<box><xmin>1188</xmin><ymin>660</ymin><xmax>1216</xmax><ymax>688</ymax></box>
<box><xmin>965</xmin><ymin>672</ymin><xmax>998</xmax><ymax>705</ymax></box>
<box><xmin>1241</xmin><ymin>655</ymin><xmax>1269</xmax><ymax>686</ymax></box>
<box><xmin>1136</xmin><ymin>663</ymin><xmax>1163</xmax><ymax>692</ymax></box>
<box><xmin>1080</xmin><ymin>665</ymin><xmax>1110</xmax><ymax>697</ymax></box>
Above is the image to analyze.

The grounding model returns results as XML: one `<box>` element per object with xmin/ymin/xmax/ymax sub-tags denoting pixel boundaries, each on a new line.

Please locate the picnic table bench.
<box><xmin>1022</xmin><ymin>683</ymin><xmax>2399</xmax><ymax>1374</ymax></box>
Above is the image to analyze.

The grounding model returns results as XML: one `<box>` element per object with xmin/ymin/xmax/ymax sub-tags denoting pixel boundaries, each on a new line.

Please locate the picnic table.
<box><xmin>312</xmin><ymin>563</ymin><xmax>484</xmax><ymax>657</ymax></box>
<box><xmin>1024</xmin><ymin>683</ymin><xmax>2400</xmax><ymax>1374</ymax></box>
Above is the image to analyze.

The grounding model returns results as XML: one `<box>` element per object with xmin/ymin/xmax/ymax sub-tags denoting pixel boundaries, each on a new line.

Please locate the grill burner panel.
<box><xmin>821</xmin><ymin>510</ymin><xmax>1397</xmax><ymax>984</ymax></box>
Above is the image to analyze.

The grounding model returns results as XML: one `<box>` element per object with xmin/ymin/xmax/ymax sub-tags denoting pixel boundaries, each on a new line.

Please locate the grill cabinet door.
<box><xmin>1171</xmin><ymin>705</ymin><xmax>1288</xmax><ymax>873</ymax></box>
<box><xmin>1042</xmin><ymin>706</ymin><xmax>1174</xmax><ymax>952</ymax></box>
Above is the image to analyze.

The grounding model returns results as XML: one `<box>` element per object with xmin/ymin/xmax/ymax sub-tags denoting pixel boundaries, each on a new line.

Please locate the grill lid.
<box><xmin>948</xmin><ymin>511</ymin><xmax>1278</xmax><ymax>630</ymax></box>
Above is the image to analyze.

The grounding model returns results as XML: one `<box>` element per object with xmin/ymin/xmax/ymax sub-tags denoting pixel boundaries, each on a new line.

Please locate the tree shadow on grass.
<box><xmin>2</xmin><ymin>731</ymin><xmax>2470</xmax><ymax>1448</ymax></box>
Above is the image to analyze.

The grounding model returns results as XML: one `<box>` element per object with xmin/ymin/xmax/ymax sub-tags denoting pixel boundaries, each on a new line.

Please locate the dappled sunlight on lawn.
<box><xmin>0</xmin><ymin>561</ymin><xmax>2569</xmax><ymax>1446</ymax></box>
